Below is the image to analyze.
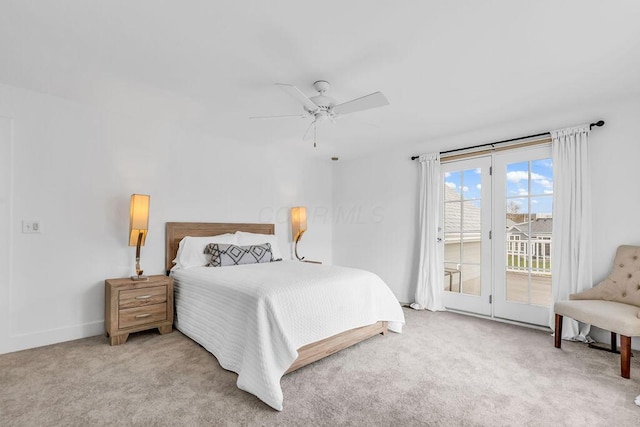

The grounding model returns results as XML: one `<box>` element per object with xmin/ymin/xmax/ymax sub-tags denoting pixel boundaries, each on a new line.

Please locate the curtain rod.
<box><xmin>410</xmin><ymin>120</ymin><xmax>605</xmax><ymax>160</ymax></box>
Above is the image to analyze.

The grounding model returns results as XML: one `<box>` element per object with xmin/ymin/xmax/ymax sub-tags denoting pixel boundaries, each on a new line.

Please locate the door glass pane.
<box><xmin>460</xmin><ymin>264</ymin><xmax>481</xmax><ymax>296</ymax></box>
<box><xmin>444</xmin><ymin>227</ymin><xmax>461</xmax><ymax>292</ymax></box>
<box><xmin>444</xmin><ymin>233</ymin><xmax>461</xmax><ymax>263</ymax></box>
<box><xmin>530</xmin><ymin>159</ymin><xmax>553</xmax><ymax>196</ymax></box>
<box><xmin>462</xmin><ymin>238</ymin><xmax>480</xmax><ymax>264</ymax></box>
<box><xmin>463</xmin><ymin>168</ymin><xmax>482</xmax><ymax>200</ymax></box>
<box><xmin>444</xmin><ymin>170</ymin><xmax>462</xmax><ymax>292</ymax></box>
<box><xmin>463</xmin><ymin>200</ymin><xmax>481</xmax><ymax>231</ymax></box>
<box><xmin>506</xmin><ymin>161</ymin><xmax>529</xmax><ymax>197</ymax></box>
<box><xmin>444</xmin><ymin>202</ymin><xmax>461</xmax><ymax>232</ymax></box>
<box><xmin>505</xmin><ymin>160</ymin><xmax>552</xmax><ymax>306</ymax></box>
<box><xmin>444</xmin><ymin>166</ymin><xmax>484</xmax><ymax>296</ymax></box>
<box><xmin>444</xmin><ymin>171</ymin><xmax>461</xmax><ymax>201</ymax></box>
<box><xmin>461</xmin><ymin>236</ymin><xmax>481</xmax><ymax>296</ymax></box>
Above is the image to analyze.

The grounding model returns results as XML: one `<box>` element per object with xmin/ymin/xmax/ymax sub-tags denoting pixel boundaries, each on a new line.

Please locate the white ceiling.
<box><xmin>1</xmin><ymin>1</ymin><xmax>639</xmax><ymax>159</ymax></box>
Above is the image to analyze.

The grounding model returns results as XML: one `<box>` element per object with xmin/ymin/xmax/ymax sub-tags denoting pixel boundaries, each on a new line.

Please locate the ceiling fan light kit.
<box><xmin>251</xmin><ymin>80</ymin><xmax>389</xmax><ymax>148</ymax></box>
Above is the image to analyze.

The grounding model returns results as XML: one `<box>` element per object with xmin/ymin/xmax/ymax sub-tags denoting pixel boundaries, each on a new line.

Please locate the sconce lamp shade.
<box><xmin>291</xmin><ymin>206</ymin><xmax>307</xmax><ymax>242</ymax></box>
<box><xmin>129</xmin><ymin>194</ymin><xmax>150</xmax><ymax>246</ymax></box>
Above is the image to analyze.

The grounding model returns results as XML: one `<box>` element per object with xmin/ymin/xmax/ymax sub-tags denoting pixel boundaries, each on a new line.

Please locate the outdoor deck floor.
<box><xmin>447</xmin><ymin>271</ymin><xmax>552</xmax><ymax>307</ymax></box>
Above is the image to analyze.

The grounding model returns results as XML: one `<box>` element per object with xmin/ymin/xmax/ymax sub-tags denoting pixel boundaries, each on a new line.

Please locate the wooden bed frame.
<box><xmin>165</xmin><ymin>221</ymin><xmax>387</xmax><ymax>374</ymax></box>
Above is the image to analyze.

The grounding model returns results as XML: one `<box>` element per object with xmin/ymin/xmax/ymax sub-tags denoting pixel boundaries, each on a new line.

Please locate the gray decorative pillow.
<box><xmin>204</xmin><ymin>243</ymin><xmax>274</xmax><ymax>267</ymax></box>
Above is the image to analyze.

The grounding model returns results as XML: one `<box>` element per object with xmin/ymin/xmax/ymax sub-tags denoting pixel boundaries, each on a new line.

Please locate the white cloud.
<box><xmin>537</xmin><ymin>178</ymin><xmax>553</xmax><ymax>189</ymax></box>
<box><xmin>476</xmin><ymin>184</ymin><xmax>481</xmax><ymax>190</ymax></box>
<box><xmin>506</xmin><ymin>170</ymin><xmax>529</xmax><ymax>183</ymax></box>
<box><xmin>474</xmin><ymin>168</ymin><xmax>481</xmax><ymax>174</ymax></box>
<box><xmin>507</xmin><ymin>171</ymin><xmax>546</xmax><ymax>182</ymax></box>
<box><xmin>507</xmin><ymin>170</ymin><xmax>553</xmax><ymax>189</ymax></box>
<box><xmin>543</xmin><ymin>190</ymin><xmax>553</xmax><ymax>194</ymax></box>
<box><xmin>444</xmin><ymin>172</ymin><xmax>451</xmax><ymax>178</ymax></box>
<box><xmin>531</xmin><ymin>200</ymin><xmax>539</xmax><ymax>204</ymax></box>
<box><xmin>445</xmin><ymin>181</ymin><xmax>456</xmax><ymax>189</ymax></box>
<box><xmin>517</xmin><ymin>188</ymin><xmax>528</xmax><ymax>196</ymax></box>
<box><xmin>531</xmin><ymin>172</ymin><xmax>546</xmax><ymax>181</ymax></box>
<box><xmin>462</xmin><ymin>186</ymin><xmax>469</xmax><ymax>192</ymax></box>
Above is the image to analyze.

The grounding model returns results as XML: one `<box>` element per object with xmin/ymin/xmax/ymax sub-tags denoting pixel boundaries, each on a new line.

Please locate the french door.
<box><xmin>441</xmin><ymin>146</ymin><xmax>553</xmax><ymax>326</ymax></box>
<box><xmin>493</xmin><ymin>146</ymin><xmax>553</xmax><ymax>326</ymax></box>
<box><xmin>441</xmin><ymin>157</ymin><xmax>492</xmax><ymax>316</ymax></box>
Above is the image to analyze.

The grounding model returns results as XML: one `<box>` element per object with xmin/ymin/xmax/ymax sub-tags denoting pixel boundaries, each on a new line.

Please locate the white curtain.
<box><xmin>549</xmin><ymin>125</ymin><xmax>592</xmax><ymax>341</ymax></box>
<box><xmin>411</xmin><ymin>153</ymin><xmax>446</xmax><ymax>311</ymax></box>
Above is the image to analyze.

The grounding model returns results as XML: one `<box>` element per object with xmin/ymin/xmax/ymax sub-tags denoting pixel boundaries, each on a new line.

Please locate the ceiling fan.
<box><xmin>250</xmin><ymin>80</ymin><xmax>389</xmax><ymax>147</ymax></box>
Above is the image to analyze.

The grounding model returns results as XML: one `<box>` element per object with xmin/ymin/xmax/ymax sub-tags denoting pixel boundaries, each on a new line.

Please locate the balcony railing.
<box><xmin>507</xmin><ymin>237</ymin><xmax>551</xmax><ymax>275</ymax></box>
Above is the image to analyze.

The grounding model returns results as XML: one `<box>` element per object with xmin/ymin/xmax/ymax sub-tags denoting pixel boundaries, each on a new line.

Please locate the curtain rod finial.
<box><xmin>590</xmin><ymin>120</ymin><xmax>605</xmax><ymax>130</ymax></box>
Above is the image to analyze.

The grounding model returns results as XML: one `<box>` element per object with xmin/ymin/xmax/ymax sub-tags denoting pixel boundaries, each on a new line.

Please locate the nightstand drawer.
<box><xmin>119</xmin><ymin>286</ymin><xmax>167</xmax><ymax>309</ymax></box>
<box><xmin>119</xmin><ymin>303</ymin><xmax>167</xmax><ymax>329</ymax></box>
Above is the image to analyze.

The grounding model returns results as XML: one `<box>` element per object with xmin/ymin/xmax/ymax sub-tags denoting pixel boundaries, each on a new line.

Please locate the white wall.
<box><xmin>0</xmin><ymin>83</ymin><xmax>333</xmax><ymax>354</ymax></box>
<box><xmin>0</xmin><ymin>117</ymin><xmax>12</xmax><ymax>353</ymax></box>
<box><xmin>332</xmin><ymin>147</ymin><xmax>420</xmax><ymax>303</ymax></box>
<box><xmin>3</xmin><ymin>79</ymin><xmax>638</xmax><ymax>354</ymax></box>
<box><xmin>333</xmin><ymin>96</ymin><xmax>640</xmax><ymax>345</ymax></box>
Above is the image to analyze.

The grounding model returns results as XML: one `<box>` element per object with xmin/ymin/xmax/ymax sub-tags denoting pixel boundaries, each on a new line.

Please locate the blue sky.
<box><xmin>444</xmin><ymin>158</ymin><xmax>553</xmax><ymax>214</ymax></box>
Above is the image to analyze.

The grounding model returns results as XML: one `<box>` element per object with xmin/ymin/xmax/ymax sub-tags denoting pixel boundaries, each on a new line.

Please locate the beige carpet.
<box><xmin>1</xmin><ymin>308</ymin><xmax>639</xmax><ymax>426</ymax></box>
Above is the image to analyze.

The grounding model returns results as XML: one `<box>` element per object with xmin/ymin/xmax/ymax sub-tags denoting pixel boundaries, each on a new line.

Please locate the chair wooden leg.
<box><xmin>621</xmin><ymin>335</ymin><xmax>631</xmax><ymax>379</ymax></box>
<box><xmin>554</xmin><ymin>314</ymin><xmax>563</xmax><ymax>348</ymax></box>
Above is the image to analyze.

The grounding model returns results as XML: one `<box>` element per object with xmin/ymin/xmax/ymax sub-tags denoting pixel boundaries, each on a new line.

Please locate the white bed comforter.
<box><xmin>171</xmin><ymin>261</ymin><xmax>404</xmax><ymax>410</ymax></box>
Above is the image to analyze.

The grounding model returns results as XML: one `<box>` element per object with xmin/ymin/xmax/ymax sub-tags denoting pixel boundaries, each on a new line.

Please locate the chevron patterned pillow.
<box><xmin>204</xmin><ymin>243</ymin><xmax>274</xmax><ymax>267</ymax></box>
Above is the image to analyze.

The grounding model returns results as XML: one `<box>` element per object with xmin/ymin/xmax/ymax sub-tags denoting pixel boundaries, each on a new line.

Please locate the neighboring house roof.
<box><xmin>532</xmin><ymin>217</ymin><xmax>553</xmax><ymax>234</ymax></box>
<box><xmin>444</xmin><ymin>185</ymin><xmax>481</xmax><ymax>232</ymax></box>
<box><xmin>511</xmin><ymin>217</ymin><xmax>553</xmax><ymax>236</ymax></box>
<box><xmin>508</xmin><ymin>225</ymin><xmax>526</xmax><ymax>234</ymax></box>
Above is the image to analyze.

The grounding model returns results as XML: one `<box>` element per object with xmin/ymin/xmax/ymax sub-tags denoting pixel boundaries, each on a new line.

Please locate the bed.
<box><xmin>165</xmin><ymin>222</ymin><xmax>405</xmax><ymax>410</ymax></box>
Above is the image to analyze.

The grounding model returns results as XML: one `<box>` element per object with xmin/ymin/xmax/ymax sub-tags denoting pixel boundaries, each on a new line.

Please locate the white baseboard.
<box><xmin>1</xmin><ymin>321</ymin><xmax>105</xmax><ymax>355</ymax></box>
<box><xmin>589</xmin><ymin>326</ymin><xmax>640</xmax><ymax>351</ymax></box>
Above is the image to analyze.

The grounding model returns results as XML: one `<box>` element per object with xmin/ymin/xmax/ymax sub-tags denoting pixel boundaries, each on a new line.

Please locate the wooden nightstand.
<box><xmin>104</xmin><ymin>275</ymin><xmax>174</xmax><ymax>345</ymax></box>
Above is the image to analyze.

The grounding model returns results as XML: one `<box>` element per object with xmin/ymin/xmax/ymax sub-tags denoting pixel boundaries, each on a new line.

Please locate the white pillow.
<box><xmin>236</xmin><ymin>231</ymin><xmax>284</xmax><ymax>261</ymax></box>
<box><xmin>172</xmin><ymin>234</ymin><xmax>238</xmax><ymax>270</ymax></box>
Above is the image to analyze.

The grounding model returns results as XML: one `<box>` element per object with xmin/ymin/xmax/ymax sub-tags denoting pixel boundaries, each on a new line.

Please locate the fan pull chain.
<box><xmin>313</xmin><ymin>121</ymin><xmax>317</xmax><ymax>148</ymax></box>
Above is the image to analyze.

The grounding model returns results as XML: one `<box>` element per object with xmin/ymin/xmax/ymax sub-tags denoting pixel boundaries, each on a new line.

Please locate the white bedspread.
<box><xmin>171</xmin><ymin>261</ymin><xmax>405</xmax><ymax>410</ymax></box>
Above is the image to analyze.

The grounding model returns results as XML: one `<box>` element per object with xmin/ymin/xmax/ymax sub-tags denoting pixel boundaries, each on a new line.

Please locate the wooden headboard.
<box><xmin>165</xmin><ymin>222</ymin><xmax>275</xmax><ymax>273</ymax></box>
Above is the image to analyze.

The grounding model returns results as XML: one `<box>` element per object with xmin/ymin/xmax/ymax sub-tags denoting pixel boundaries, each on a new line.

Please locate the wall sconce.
<box><xmin>129</xmin><ymin>194</ymin><xmax>150</xmax><ymax>281</ymax></box>
<box><xmin>291</xmin><ymin>206</ymin><xmax>307</xmax><ymax>261</ymax></box>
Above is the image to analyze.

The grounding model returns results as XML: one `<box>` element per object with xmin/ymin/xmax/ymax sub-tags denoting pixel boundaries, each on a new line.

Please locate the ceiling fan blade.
<box><xmin>275</xmin><ymin>83</ymin><xmax>319</xmax><ymax>113</ymax></box>
<box><xmin>333</xmin><ymin>91</ymin><xmax>389</xmax><ymax>115</ymax></box>
<box><xmin>249</xmin><ymin>114</ymin><xmax>307</xmax><ymax>119</ymax></box>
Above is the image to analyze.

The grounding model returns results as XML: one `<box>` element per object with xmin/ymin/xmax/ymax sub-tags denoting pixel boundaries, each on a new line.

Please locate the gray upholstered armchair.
<box><xmin>554</xmin><ymin>245</ymin><xmax>640</xmax><ymax>378</ymax></box>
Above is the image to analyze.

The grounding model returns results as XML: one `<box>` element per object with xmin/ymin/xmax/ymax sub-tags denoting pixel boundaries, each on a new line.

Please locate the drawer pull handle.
<box><xmin>135</xmin><ymin>313</ymin><xmax>152</xmax><ymax>319</ymax></box>
<box><xmin>135</xmin><ymin>295</ymin><xmax>152</xmax><ymax>300</ymax></box>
